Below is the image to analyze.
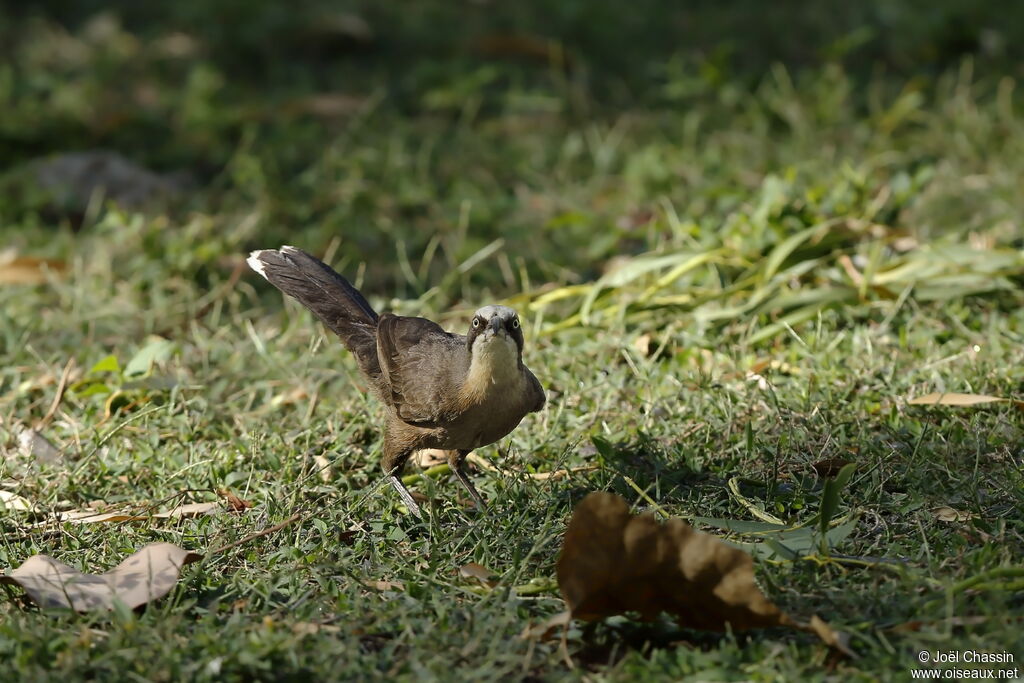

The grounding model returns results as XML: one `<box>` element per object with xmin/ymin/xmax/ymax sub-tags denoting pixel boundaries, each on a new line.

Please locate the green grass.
<box><xmin>2</xmin><ymin>4</ymin><xmax>1024</xmax><ymax>681</ymax></box>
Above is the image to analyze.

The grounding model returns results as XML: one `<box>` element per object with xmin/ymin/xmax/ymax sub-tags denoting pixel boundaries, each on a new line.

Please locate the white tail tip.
<box><xmin>247</xmin><ymin>250</ymin><xmax>270</xmax><ymax>279</ymax></box>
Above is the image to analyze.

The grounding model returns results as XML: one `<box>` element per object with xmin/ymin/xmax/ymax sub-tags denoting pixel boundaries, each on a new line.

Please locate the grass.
<box><xmin>2</xmin><ymin>4</ymin><xmax>1024</xmax><ymax>681</ymax></box>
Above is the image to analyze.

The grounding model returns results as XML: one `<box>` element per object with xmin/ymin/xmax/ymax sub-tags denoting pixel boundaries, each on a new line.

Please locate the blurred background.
<box><xmin>1</xmin><ymin>0</ymin><xmax>1022</xmax><ymax>321</ymax></box>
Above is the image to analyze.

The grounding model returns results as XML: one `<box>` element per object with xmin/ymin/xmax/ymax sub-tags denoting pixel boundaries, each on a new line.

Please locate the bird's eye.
<box><xmin>511</xmin><ymin>318</ymin><xmax>520</xmax><ymax>329</ymax></box>
<box><xmin>472</xmin><ymin>318</ymin><xmax>480</xmax><ymax>329</ymax></box>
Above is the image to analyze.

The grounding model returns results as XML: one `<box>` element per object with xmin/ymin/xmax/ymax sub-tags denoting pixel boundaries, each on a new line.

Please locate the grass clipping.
<box><xmin>554</xmin><ymin>492</ymin><xmax>852</xmax><ymax>655</ymax></box>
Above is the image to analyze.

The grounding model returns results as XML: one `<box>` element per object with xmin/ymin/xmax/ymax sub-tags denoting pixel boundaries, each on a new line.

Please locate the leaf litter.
<box><xmin>542</xmin><ymin>492</ymin><xmax>854</xmax><ymax>656</ymax></box>
<box><xmin>0</xmin><ymin>543</ymin><xmax>201</xmax><ymax>611</ymax></box>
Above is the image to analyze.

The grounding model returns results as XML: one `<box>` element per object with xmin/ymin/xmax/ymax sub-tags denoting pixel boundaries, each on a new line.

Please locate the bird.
<box><xmin>247</xmin><ymin>246</ymin><xmax>545</xmax><ymax>517</ymax></box>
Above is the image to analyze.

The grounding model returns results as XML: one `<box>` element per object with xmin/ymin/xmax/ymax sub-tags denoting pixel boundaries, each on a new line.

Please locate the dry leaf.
<box><xmin>16</xmin><ymin>426</ymin><xmax>62</xmax><ymax>464</ymax></box>
<box><xmin>459</xmin><ymin>562</ymin><xmax>497</xmax><ymax>588</ymax></box>
<box><xmin>811</xmin><ymin>458</ymin><xmax>853</xmax><ymax>478</ymax></box>
<box><xmin>0</xmin><ymin>490</ymin><xmax>35</xmax><ymax>512</ymax></box>
<box><xmin>154</xmin><ymin>501</ymin><xmax>220</xmax><ymax>519</ymax></box>
<box><xmin>557</xmin><ymin>492</ymin><xmax>852</xmax><ymax>654</ymax></box>
<box><xmin>558</xmin><ymin>492</ymin><xmax>785</xmax><ymax>629</ymax></box>
<box><xmin>217</xmin><ymin>488</ymin><xmax>253</xmax><ymax>512</ymax></box>
<box><xmin>633</xmin><ymin>334</ymin><xmax>654</xmax><ymax>357</ymax></box>
<box><xmin>932</xmin><ymin>506</ymin><xmax>975</xmax><ymax>522</ymax></box>
<box><xmin>313</xmin><ymin>454</ymin><xmax>332</xmax><ymax>482</ymax></box>
<box><xmin>0</xmin><ymin>542</ymin><xmax>201</xmax><ymax>611</ymax></box>
<box><xmin>47</xmin><ymin>510</ymin><xmax>149</xmax><ymax>524</ymax></box>
<box><xmin>909</xmin><ymin>393</ymin><xmax>1010</xmax><ymax>406</ymax></box>
<box><xmin>0</xmin><ymin>256</ymin><xmax>67</xmax><ymax>285</ymax></box>
<box><xmin>412</xmin><ymin>449</ymin><xmax>448</xmax><ymax>468</ymax></box>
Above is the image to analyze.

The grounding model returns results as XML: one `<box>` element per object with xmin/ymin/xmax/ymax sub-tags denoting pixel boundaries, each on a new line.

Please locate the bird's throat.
<box><xmin>461</xmin><ymin>335</ymin><xmax>522</xmax><ymax>401</ymax></box>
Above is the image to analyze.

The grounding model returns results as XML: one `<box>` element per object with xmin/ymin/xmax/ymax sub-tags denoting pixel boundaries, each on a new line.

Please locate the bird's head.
<box><xmin>466</xmin><ymin>305</ymin><xmax>524</xmax><ymax>359</ymax></box>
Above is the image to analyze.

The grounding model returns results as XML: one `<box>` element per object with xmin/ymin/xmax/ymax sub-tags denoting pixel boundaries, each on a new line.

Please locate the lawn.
<box><xmin>2</xmin><ymin>3</ymin><xmax>1023</xmax><ymax>681</ymax></box>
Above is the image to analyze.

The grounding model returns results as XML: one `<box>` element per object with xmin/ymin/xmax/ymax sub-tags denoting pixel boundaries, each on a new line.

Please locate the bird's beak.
<box><xmin>488</xmin><ymin>316</ymin><xmax>503</xmax><ymax>335</ymax></box>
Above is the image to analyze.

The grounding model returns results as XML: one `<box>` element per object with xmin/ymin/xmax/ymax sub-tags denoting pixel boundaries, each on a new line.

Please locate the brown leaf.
<box><xmin>0</xmin><ymin>255</ymin><xmax>67</xmax><ymax>285</ymax></box>
<box><xmin>811</xmin><ymin>458</ymin><xmax>853</xmax><ymax>479</ymax></box>
<box><xmin>557</xmin><ymin>492</ymin><xmax>852</xmax><ymax>654</ymax></box>
<box><xmin>0</xmin><ymin>542</ymin><xmax>201</xmax><ymax>611</ymax></box>
<box><xmin>217</xmin><ymin>488</ymin><xmax>253</xmax><ymax>512</ymax></box>
<box><xmin>558</xmin><ymin>492</ymin><xmax>785</xmax><ymax>629</ymax></box>
<box><xmin>908</xmin><ymin>393</ymin><xmax>1010</xmax><ymax>406</ymax></box>
<box><xmin>459</xmin><ymin>562</ymin><xmax>497</xmax><ymax>588</ymax></box>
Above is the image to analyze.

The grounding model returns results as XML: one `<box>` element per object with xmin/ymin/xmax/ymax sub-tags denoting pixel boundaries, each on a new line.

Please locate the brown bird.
<box><xmin>247</xmin><ymin>246</ymin><xmax>545</xmax><ymax>516</ymax></box>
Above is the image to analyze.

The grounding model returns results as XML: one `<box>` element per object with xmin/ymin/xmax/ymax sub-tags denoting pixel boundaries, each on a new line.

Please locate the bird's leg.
<box><xmin>382</xmin><ymin>437</ymin><xmax>422</xmax><ymax>517</ymax></box>
<box><xmin>387</xmin><ymin>474</ymin><xmax>422</xmax><ymax>518</ymax></box>
<box><xmin>447</xmin><ymin>450</ymin><xmax>488</xmax><ymax>512</ymax></box>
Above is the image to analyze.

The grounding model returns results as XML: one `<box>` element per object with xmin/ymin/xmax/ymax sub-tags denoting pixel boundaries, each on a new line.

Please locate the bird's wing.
<box><xmin>525</xmin><ymin>368</ymin><xmax>546</xmax><ymax>413</ymax></box>
<box><xmin>376</xmin><ymin>314</ymin><xmax>467</xmax><ymax>424</ymax></box>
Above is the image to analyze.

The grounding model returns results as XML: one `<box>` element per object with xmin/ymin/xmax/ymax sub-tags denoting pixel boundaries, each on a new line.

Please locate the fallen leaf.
<box><xmin>932</xmin><ymin>506</ymin><xmax>975</xmax><ymax>522</ymax></box>
<box><xmin>633</xmin><ymin>334</ymin><xmax>654</xmax><ymax>357</ymax></box>
<box><xmin>459</xmin><ymin>562</ymin><xmax>497</xmax><ymax>588</ymax></box>
<box><xmin>0</xmin><ymin>542</ymin><xmax>201</xmax><ymax>611</ymax></box>
<box><xmin>412</xmin><ymin>449</ymin><xmax>448</xmax><ymax>468</ymax></box>
<box><xmin>313</xmin><ymin>454</ymin><xmax>332</xmax><ymax>482</ymax></box>
<box><xmin>556</xmin><ymin>492</ymin><xmax>852</xmax><ymax>653</ymax></box>
<box><xmin>0</xmin><ymin>255</ymin><xmax>67</xmax><ymax>285</ymax></box>
<box><xmin>811</xmin><ymin>458</ymin><xmax>853</xmax><ymax>478</ymax></box>
<box><xmin>558</xmin><ymin>492</ymin><xmax>784</xmax><ymax>628</ymax></box>
<box><xmin>14</xmin><ymin>426</ymin><xmax>62</xmax><ymax>465</ymax></box>
<box><xmin>0</xmin><ymin>490</ymin><xmax>35</xmax><ymax>512</ymax></box>
<box><xmin>908</xmin><ymin>393</ymin><xmax>1011</xmax><ymax>406</ymax></box>
<box><xmin>217</xmin><ymin>489</ymin><xmax>253</xmax><ymax>512</ymax></box>
<box><xmin>154</xmin><ymin>501</ymin><xmax>220</xmax><ymax>519</ymax></box>
<box><xmin>46</xmin><ymin>510</ymin><xmax>148</xmax><ymax>524</ymax></box>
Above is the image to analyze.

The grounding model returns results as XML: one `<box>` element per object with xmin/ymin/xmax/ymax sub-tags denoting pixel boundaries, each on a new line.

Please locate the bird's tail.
<box><xmin>248</xmin><ymin>246</ymin><xmax>383</xmax><ymax>385</ymax></box>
